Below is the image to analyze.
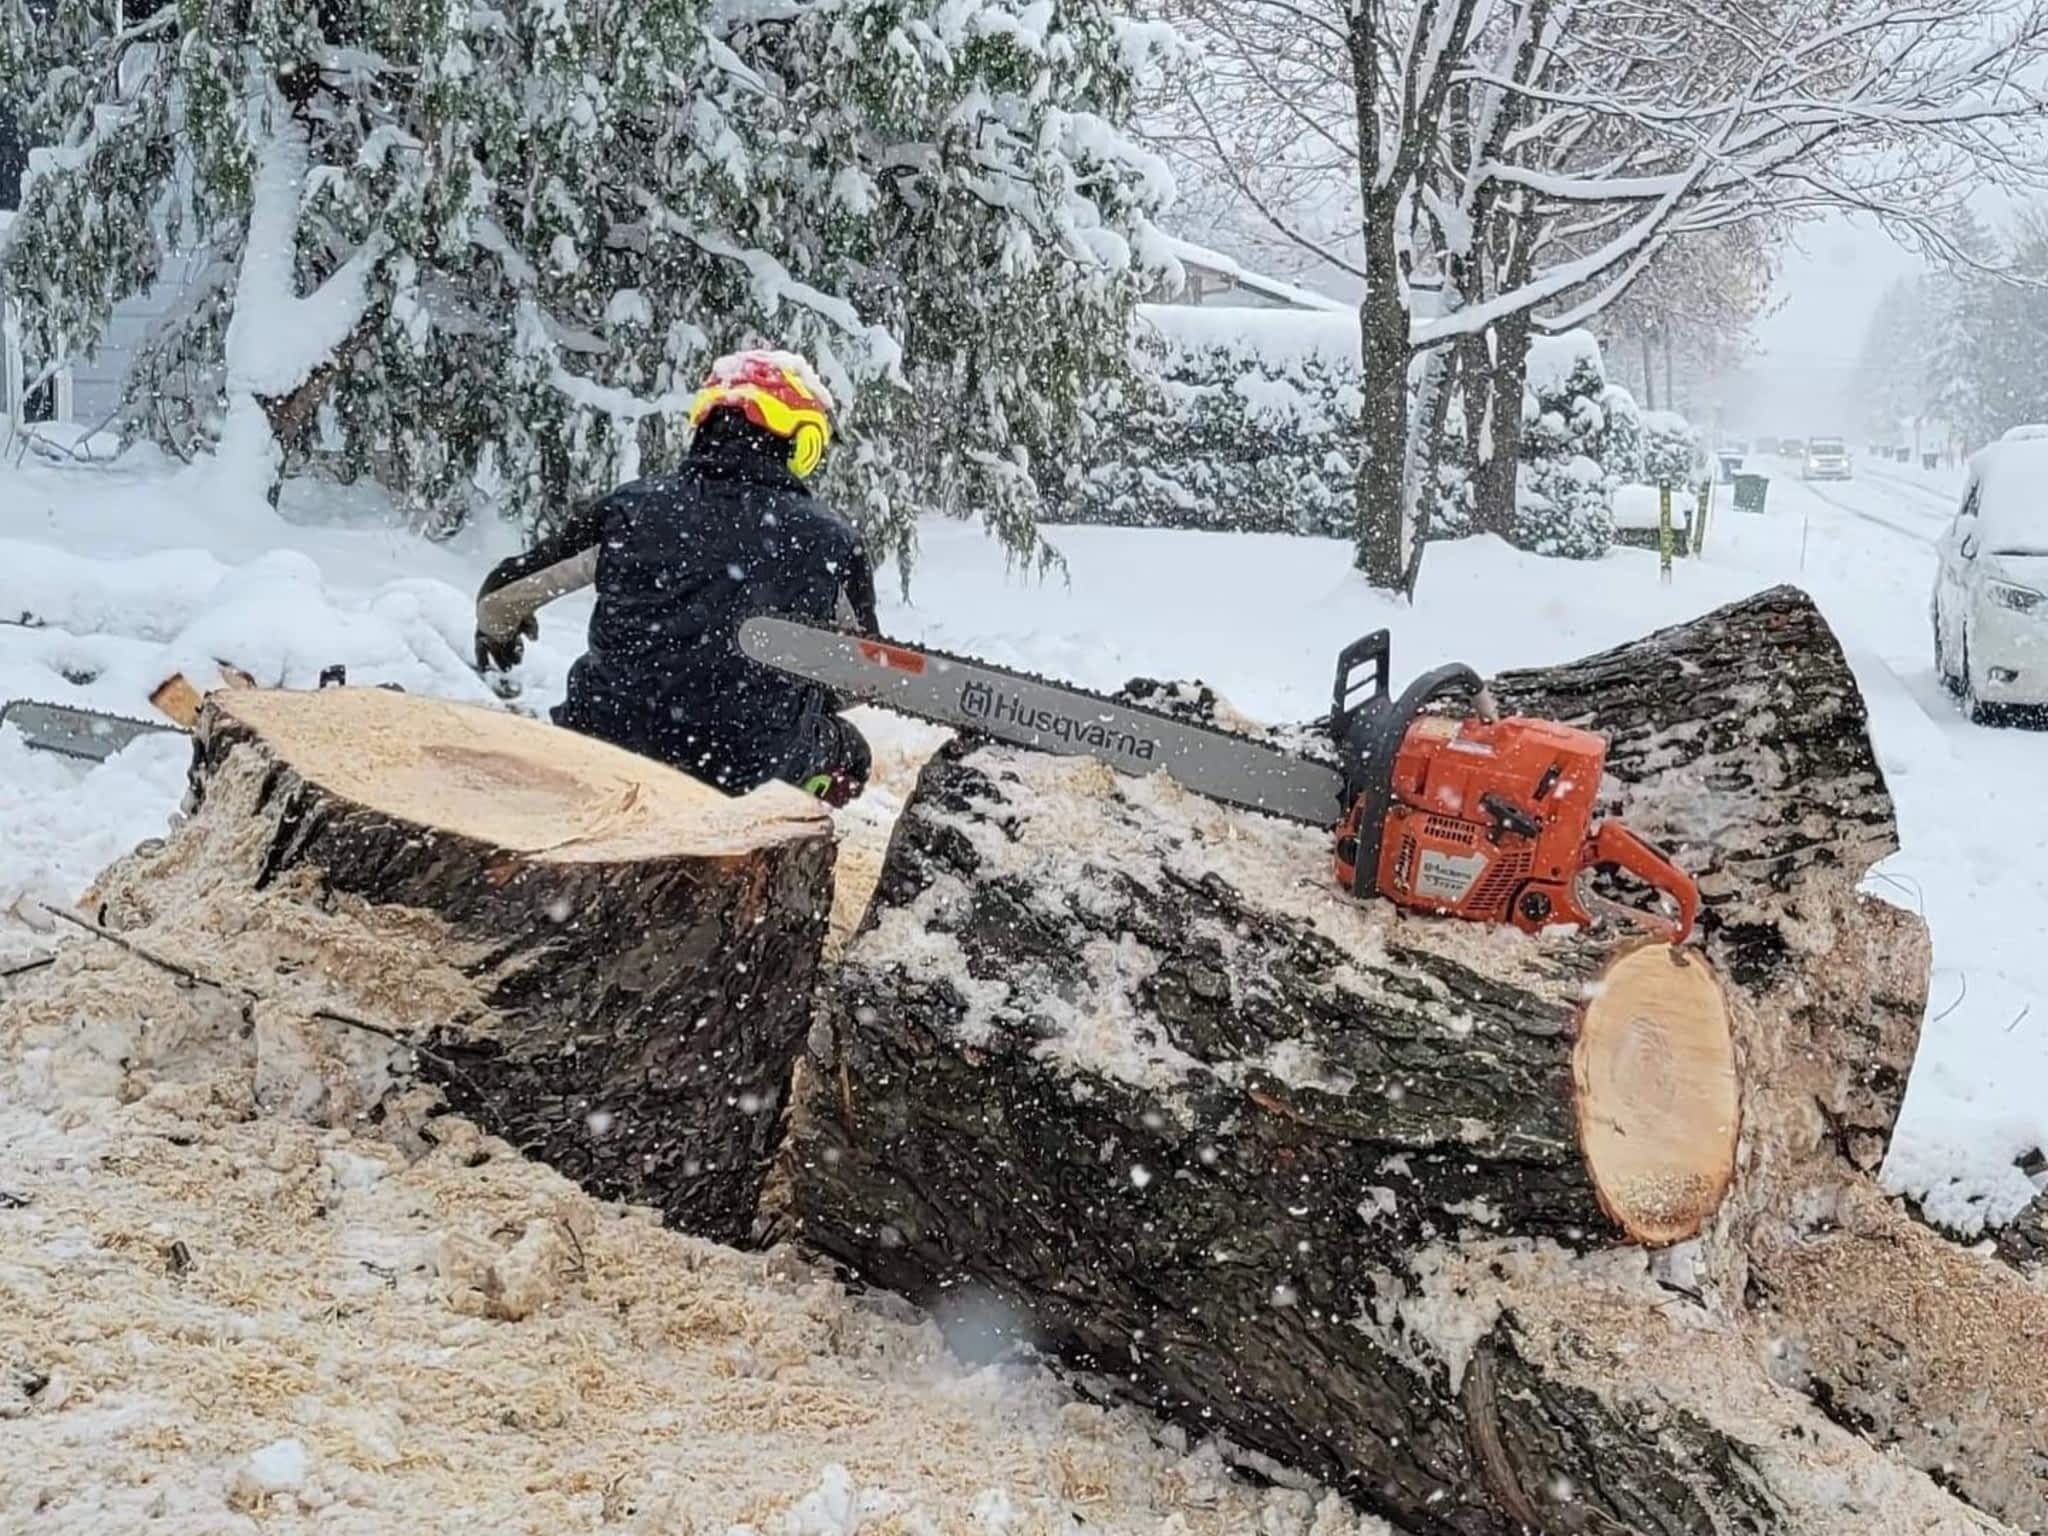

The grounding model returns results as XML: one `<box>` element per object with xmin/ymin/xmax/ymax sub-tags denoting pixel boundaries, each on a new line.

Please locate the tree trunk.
<box><xmin>1468</xmin><ymin>316</ymin><xmax>1530</xmax><ymax>541</ymax></box>
<box><xmin>1640</xmin><ymin>330</ymin><xmax>1657</xmax><ymax>410</ymax></box>
<box><xmin>767</xmin><ymin>587</ymin><xmax>2045</xmax><ymax>1534</ymax></box>
<box><xmin>1347</xmin><ymin>0</ymin><xmax>1406</xmax><ymax>591</ymax></box>
<box><xmin>75</xmin><ymin>685</ymin><xmax>837</xmax><ymax>1246</ymax></box>
<box><xmin>1354</xmin><ymin>259</ymin><xmax>1410</xmax><ymax>588</ymax></box>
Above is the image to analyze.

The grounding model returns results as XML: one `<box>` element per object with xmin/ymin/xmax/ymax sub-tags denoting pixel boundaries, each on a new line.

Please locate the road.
<box><xmin>1712</xmin><ymin>456</ymin><xmax>2047</xmax><ymax>1231</ymax></box>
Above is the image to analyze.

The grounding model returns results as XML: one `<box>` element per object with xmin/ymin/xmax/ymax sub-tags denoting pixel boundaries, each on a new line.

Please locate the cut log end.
<box><xmin>1573</xmin><ymin>942</ymin><xmax>1737</xmax><ymax>1245</ymax></box>
<box><xmin>212</xmin><ymin>687</ymin><xmax>829</xmax><ymax>861</ymax></box>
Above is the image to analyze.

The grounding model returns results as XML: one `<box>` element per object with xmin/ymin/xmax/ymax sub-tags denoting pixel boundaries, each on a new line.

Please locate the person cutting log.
<box><xmin>473</xmin><ymin>349</ymin><xmax>880</xmax><ymax>805</ymax></box>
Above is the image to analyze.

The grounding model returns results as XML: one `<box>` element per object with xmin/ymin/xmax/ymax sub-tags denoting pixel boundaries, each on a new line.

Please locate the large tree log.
<box><xmin>767</xmin><ymin>586</ymin><xmax>2044</xmax><ymax>1533</ymax></box>
<box><xmin>70</xmin><ymin>685</ymin><xmax>836</xmax><ymax>1245</ymax></box>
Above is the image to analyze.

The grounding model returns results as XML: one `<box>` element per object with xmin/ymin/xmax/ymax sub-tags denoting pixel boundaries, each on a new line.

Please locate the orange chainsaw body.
<box><xmin>1327</xmin><ymin>635</ymin><xmax>1698</xmax><ymax>943</ymax></box>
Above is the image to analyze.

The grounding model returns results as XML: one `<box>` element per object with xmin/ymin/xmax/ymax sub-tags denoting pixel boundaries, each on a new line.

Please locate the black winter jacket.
<box><xmin>477</xmin><ymin>420</ymin><xmax>879</xmax><ymax>790</ymax></box>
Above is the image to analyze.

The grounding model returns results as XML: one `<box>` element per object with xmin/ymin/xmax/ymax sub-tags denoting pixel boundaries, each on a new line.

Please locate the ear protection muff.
<box><xmin>788</xmin><ymin>419</ymin><xmax>827</xmax><ymax>478</ymax></box>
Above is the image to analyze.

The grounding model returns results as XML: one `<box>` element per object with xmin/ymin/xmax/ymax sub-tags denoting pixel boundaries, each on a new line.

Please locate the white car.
<box><xmin>1801</xmin><ymin>437</ymin><xmax>1852</xmax><ymax>480</ymax></box>
<box><xmin>1932</xmin><ymin>437</ymin><xmax>2048</xmax><ymax>720</ymax></box>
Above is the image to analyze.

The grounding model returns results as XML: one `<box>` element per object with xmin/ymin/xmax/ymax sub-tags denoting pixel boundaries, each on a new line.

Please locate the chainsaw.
<box><xmin>739</xmin><ymin>616</ymin><xmax>1698</xmax><ymax>945</ymax></box>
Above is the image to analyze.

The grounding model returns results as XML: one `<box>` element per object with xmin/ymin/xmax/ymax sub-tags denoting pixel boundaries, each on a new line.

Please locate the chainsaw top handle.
<box><xmin>1329</xmin><ymin>629</ymin><xmax>1490</xmax><ymax>898</ymax></box>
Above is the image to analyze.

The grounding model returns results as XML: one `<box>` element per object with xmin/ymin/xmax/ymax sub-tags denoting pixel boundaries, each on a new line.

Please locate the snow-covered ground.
<box><xmin>1</xmin><ymin>449</ymin><xmax>2040</xmax><ymax>1230</ymax></box>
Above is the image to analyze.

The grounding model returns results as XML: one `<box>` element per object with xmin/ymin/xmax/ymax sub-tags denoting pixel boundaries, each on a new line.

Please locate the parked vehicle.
<box><xmin>1801</xmin><ymin>437</ymin><xmax>1852</xmax><ymax>480</ymax></box>
<box><xmin>1932</xmin><ymin>436</ymin><xmax>2048</xmax><ymax>721</ymax></box>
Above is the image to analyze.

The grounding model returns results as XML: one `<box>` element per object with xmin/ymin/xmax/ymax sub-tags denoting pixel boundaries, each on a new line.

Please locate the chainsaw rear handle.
<box><xmin>1330</xmin><ymin>632</ymin><xmax>1490</xmax><ymax>897</ymax></box>
<box><xmin>1583</xmin><ymin>820</ymin><xmax>1698</xmax><ymax>945</ymax></box>
<box><xmin>1330</xmin><ymin>630</ymin><xmax>1392</xmax><ymax>727</ymax></box>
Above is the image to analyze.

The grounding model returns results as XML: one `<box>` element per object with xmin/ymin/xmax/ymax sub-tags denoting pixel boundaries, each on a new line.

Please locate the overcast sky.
<box><xmin>1756</xmin><ymin>215</ymin><xmax>1927</xmax><ymax>365</ymax></box>
<box><xmin>1714</xmin><ymin>214</ymin><xmax>1929</xmax><ymax>436</ymax></box>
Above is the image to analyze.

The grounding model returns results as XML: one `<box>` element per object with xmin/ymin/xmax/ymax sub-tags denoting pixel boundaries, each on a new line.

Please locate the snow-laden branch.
<box><xmin>222</xmin><ymin>121</ymin><xmax>387</xmax><ymax>401</ymax></box>
<box><xmin>672</xmin><ymin>223</ymin><xmax>907</xmax><ymax>386</ymax></box>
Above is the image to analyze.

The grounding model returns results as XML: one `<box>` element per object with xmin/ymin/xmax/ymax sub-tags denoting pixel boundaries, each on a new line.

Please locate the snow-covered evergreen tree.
<box><xmin>1428</xmin><ymin>379</ymin><xmax>1475</xmax><ymax>541</ymax></box>
<box><xmin>1923</xmin><ymin>218</ymin><xmax>2048</xmax><ymax>452</ymax></box>
<box><xmin>1516</xmin><ymin>346</ymin><xmax>1612</xmax><ymax>559</ymax></box>
<box><xmin>0</xmin><ymin>0</ymin><xmax>1168</xmax><ymax>568</ymax></box>
<box><xmin>749</xmin><ymin>0</ymin><xmax>1176</xmax><ymax>571</ymax></box>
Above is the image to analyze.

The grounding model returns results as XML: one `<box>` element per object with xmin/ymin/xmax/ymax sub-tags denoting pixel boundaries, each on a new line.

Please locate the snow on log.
<box><xmin>767</xmin><ymin>586</ymin><xmax>2040</xmax><ymax>1534</ymax></box>
<box><xmin>72</xmin><ymin>684</ymin><xmax>837</xmax><ymax>1245</ymax></box>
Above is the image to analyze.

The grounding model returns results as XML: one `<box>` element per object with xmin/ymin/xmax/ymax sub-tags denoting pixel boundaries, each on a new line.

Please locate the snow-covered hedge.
<box><xmin>1051</xmin><ymin>314</ymin><xmax>1361</xmax><ymax>536</ymax></box>
<box><xmin>1050</xmin><ymin>316</ymin><xmax>1701</xmax><ymax>563</ymax></box>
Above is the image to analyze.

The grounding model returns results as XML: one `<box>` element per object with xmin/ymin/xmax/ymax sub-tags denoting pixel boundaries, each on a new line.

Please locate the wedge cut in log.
<box><xmin>71</xmin><ymin>685</ymin><xmax>836</xmax><ymax>1245</ymax></box>
<box><xmin>768</xmin><ymin>586</ymin><xmax>2043</xmax><ymax>1534</ymax></box>
<box><xmin>149</xmin><ymin>660</ymin><xmax>257</xmax><ymax>728</ymax></box>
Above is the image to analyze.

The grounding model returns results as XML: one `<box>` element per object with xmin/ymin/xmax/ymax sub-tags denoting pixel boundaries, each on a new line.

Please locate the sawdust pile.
<box><xmin>0</xmin><ymin>935</ymin><xmax>1385</xmax><ymax>1535</ymax></box>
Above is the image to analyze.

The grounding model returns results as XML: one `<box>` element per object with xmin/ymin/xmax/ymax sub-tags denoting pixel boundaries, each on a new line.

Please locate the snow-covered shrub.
<box><xmin>1516</xmin><ymin>341</ymin><xmax>1613</xmax><ymax>558</ymax></box>
<box><xmin>0</xmin><ymin>0</ymin><xmax>1172</xmax><ymax>571</ymax></box>
<box><xmin>1599</xmin><ymin>385</ymin><xmax>1646</xmax><ymax>485</ymax></box>
<box><xmin>1642</xmin><ymin>410</ymin><xmax>1704</xmax><ymax>488</ymax></box>
<box><xmin>1052</xmin><ymin>318</ymin><xmax>1362</xmax><ymax>536</ymax></box>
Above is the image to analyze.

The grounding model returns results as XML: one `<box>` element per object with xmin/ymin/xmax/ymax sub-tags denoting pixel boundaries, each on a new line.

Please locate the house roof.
<box><xmin>1157</xmin><ymin>234</ymin><xmax>1350</xmax><ymax>314</ymax></box>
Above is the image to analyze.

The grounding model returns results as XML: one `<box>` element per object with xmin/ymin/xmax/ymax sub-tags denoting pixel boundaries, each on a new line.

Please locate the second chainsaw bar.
<box><xmin>0</xmin><ymin>699</ymin><xmax>183</xmax><ymax>762</ymax></box>
<box><xmin>738</xmin><ymin>616</ymin><xmax>1349</xmax><ymax>826</ymax></box>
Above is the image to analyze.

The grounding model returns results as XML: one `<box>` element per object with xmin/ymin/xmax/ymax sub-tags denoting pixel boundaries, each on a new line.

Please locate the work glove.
<box><xmin>474</xmin><ymin>612</ymin><xmax>538</xmax><ymax>673</ymax></box>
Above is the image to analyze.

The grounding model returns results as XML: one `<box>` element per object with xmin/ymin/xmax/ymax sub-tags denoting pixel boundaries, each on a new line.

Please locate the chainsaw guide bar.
<box><xmin>739</xmin><ymin>616</ymin><xmax>1351</xmax><ymax>827</ymax></box>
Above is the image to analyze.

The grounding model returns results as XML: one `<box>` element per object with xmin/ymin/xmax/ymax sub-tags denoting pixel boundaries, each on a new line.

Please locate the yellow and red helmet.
<box><xmin>687</xmin><ymin>349</ymin><xmax>835</xmax><ymax>478</ymax></box>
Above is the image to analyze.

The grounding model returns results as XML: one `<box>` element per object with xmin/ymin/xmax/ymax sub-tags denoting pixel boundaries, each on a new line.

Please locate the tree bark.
<box><xmin>77</xmin><ymin>685</ymin><xmax>837</xmax><ymax>1246</ymax></box>
<box><xmin>767</xmin><ymin>587</ymin><xmax>2044</xmax><ymax>1534</ymax></box>
<box><xmin>1467</xmin><ymin>316</ymin><xmax>1530</xmax><ymax>542</ymax></box>
<box><xmin>1354</xmin><ymin>250</ymin><xmax>1410</xmax><ymax>587</ymax></box>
